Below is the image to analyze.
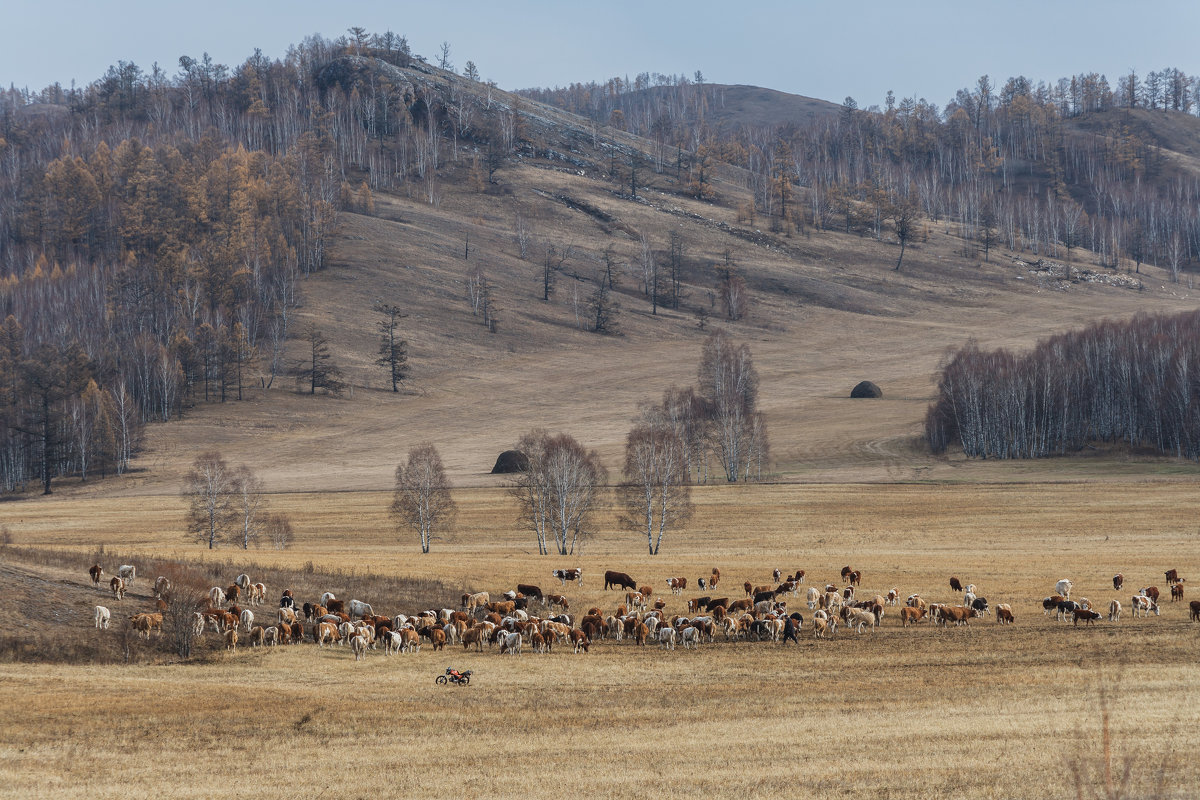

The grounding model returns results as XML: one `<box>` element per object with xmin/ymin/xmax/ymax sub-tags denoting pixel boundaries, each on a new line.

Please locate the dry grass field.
<box><xmin>5</xmin><ymin>95</ymin><xmax>1200</xmax><ymax>798</ymax></box>
<box><xmin>0</xmin><ymin>483</ymin><xmax>1197</xmax><ymax>799</ymax></box>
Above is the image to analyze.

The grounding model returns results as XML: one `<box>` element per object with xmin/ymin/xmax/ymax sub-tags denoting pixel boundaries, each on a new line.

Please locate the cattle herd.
<box><xmin>85</xmin><ymin>562</ymin><xmax>1198</xmax><ymax>661</ymax></box>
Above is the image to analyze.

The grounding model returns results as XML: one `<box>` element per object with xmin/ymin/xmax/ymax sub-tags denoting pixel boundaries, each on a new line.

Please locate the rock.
<box><xmin>491</xmin><ymin>450</ymin><xmax>529</xmax><ymax>474</ymax></box>
<box><xmin>850</xmin><ymin>381</ymin><xmax>882</xmax><ymax>399</ymax></box>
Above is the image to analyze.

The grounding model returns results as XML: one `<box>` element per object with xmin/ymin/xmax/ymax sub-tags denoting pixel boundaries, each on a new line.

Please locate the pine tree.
<box><xmin>374</xmin><ymin>303</ymin><xmax>409</xmax><ymax>392</ymax></box>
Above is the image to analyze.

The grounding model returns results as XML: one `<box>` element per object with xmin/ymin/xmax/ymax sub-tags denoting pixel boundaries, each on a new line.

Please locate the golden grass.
<box><xmin>0</xmin><ymin>483</ymin><xmax>1197</xmax><ymax>799</ymax></box>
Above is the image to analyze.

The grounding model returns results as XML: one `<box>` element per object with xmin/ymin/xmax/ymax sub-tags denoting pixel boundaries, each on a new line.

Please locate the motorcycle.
<box><xmin>435</xmin><ymin>668</ymin><xmax>472</xmax><ymax>686</ymax></box>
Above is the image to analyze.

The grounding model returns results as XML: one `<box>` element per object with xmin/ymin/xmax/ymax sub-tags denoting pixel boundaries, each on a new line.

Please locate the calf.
<box><xmin>1108</xmin><ymin>600</ymin><xmax>1122</xmax><ymax>622</ymax></box>
<box><xmin>499</xmin><ymin>632</ymin><xmax>523</xmax><ymax>656</ymax></box>
<box><xmin>885</xmin><ymin>588</ymin><xmax>899</xmax><ymax>606</ymax></box>
<box><xmin>743</xmin><ymin>581</ymin><xmax>753</xmax><ymax>597</ymax></box>
<box><xmin>109</xmin><ymin>576</ymin><xmax>126</xmax><ymax>601</ymax></box>
<box><xmin>1171</xmin><ymin>583</ymin><xmax>1184</xmax><ymax>602</ymax></box>
<box><xmin>1112</xmin><ymin>573</ymin><xmax>1124</xmax><ymax>591</ymax></box>
<box><xmin>666</xmin><ymin>577</ymin><xmax>687</xmax><ymax>595</ymax></box>
<box><xmin>1165</xmin><ymin>568</ymin><xmax>1181</xmax><ymax>586</ymax></box>
<box><xmin>94</xmin><ymin>605</ymin><xmax>110</xmax><ymax>629</ymax></box>
<box><xmin>552</xmin><ymin>568</ymin><xmax>583</xmax><ymax>587</ymax></box>
<box><xmin>224</xmin><ymin>629</ymin><xmax>238</xmax><ymax>649</ymax></box>
<box><xmin>657</xmin><ymin>627</ymin><xmax>677</xmax><ymax>650</ymax></box>
<box><xmin>1140</xmin><ymin>586</ymin><xmax>1161</xmax><ymax>604</ymax></box>
<box><xmin>545</xmin><ymin>594</ymin><xmax>569</xmax><ymax>611</ymax></box>
<box><xmin>351</xmin><ymin>634</ymin><xmax>368</xmax><ymax>661</ymax></box>
<box><xmin>1073</xmin><ymin>608</ymin><xmax>1102</xmax><ymax>626</ymax></box>
<box><xmin>117</xmin><ymin>565</ymin><xmax>136</xmax><ymax>584</ymax></box>
<box><xmin>848</xmin><ymin>570</ymin><xmax>861</xmax><ymax>587</ymax></box>
<box><xmin>569</xmin><ymin>629</ymin><xmax>590</xmax><ymax>653</ymax></box>
<box><xmin>995</xmin><ymin>604</ymin><xmax>1014</xmax><ymax>625</ymax></box>
<box><xmin>949</xmin><ymin>576</ymin><xmax>963</xmax><ymax>592</ymax></box>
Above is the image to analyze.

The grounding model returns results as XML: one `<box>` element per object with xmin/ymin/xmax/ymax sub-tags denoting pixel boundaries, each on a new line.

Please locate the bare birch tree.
<box><xmin>620</xmin><ymin>425</ymin><xmax>692</xmax><ymax>555</ymax></box>
<box><xmin>391</xmin><ymin>443</ymin><xmax>456</xmax><ymax>553</ymax></box>
<box><xmin>183</xmin><ymin>452</ymin><xmax>234</xmax><ymax>549</ymax></box>
<box><xmin>510</xmin><ymin>430</ymin><xmax>607</xmax><ymax>555</ymax></box>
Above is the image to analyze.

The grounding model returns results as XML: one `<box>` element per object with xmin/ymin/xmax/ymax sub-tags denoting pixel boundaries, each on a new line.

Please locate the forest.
<box><xmin>2</xmin><ymin>28</ymin><xmax>1200</xmax><ymax>494</ymax></box>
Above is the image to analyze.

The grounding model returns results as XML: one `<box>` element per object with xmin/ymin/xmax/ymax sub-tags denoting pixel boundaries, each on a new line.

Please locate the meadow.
<box><xmin>0</xmin><ymin>482</ymin><xmax>1196</xmax><ymax>799</ymax></box>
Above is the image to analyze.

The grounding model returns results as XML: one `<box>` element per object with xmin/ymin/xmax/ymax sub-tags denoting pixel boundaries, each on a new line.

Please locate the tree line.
<box><xmin>522</xmin><ymin>66</ymin><xmax>1200</xmax><ymax>280</ymax></box>
<box><xmin>926</xmin><ymin>310</ymin><xmax>1200</xmax><ymax>460</ymax></box>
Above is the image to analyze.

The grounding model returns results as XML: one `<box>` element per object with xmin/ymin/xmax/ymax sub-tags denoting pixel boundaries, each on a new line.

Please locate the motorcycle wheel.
<box><xmin>435</xmin><ymin>675</ymin><xmax>447</xmax><ymax>685</ymax></box>
<box><xmin>460</xmin><ymin>675</ymin><xmax>470</xmax><ymax>685</ymax></box>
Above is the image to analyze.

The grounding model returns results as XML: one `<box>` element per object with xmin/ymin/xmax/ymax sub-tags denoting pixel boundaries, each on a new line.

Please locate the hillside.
<box><xmin>5</xmin><ymin>44</ymin><xmax>1200</xmax><ymax>501</ymax></box>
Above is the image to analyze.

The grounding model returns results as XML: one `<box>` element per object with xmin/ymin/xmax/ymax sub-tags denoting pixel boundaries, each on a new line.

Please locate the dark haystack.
<box><xmin>850</xmin><ymin>380</ymin><xmax>882</xmax><ymax>398</ymax></box>
<box><xmin>491</xmin><ymin>450</ymin><xmax>530</xmax><ymax>474</ymax></box>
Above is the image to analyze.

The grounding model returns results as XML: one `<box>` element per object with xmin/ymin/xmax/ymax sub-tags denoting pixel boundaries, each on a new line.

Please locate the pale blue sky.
<box><xmin>4</xmin><ymin>1</ymin><xmax>1199</xmax><ymax>110</ymax></box>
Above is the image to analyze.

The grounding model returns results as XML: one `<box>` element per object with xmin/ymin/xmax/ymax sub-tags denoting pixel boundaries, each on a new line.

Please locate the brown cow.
<box><xmin>710</xmin><ymin>568</ymin><xmax>721</xmax><ymax>589</ymax></box>
<box><xmin>848</xmin><ymin>571</ymin><xmax>862</xmax><ymax>587</ymax></box>
<box><xmin>517</xmin><ymin>584</ymin><xmax>543</xmax><ymax>601</ymax></box>
<box><xmin>326</xmin><ymin>599</ymin><xmax>345</xmax><ymax>615</ymax></box>
<box><xmin>1112</xmin><ymin>573</ymin><xmax>1124</xmax><ymax>590</ymax></box>
<box><xmin>462</xmin><ymin>627</ymin><xmax>484</xmax><ymax>651</ymax></box>
<box><xmin>430</xmin><ymin>627</ymin><xmax>447</xmax><ymax>651</ymax></box>
<box><xmin>666</xmin><ymin>577</ymin><xmax>687</xmax><ymax>595</ymax></box>
<box><xmin>1171</xmin><ymin>583</ymin><xmax>1185</xmax><ymax>602</ymax></box>
<box><xmin>1073</xmin><ymin>608</ymin><xmax>1102</xmax><ymax>626</ymax></box>
<box><xmin>949</xmin><ymin>576</ymin><xmax>963</xmax><ymax>592</ymax></box>
<box><xmin>727</xmin><ymin>598</ymin><xmax>753</xmax><ymax>614</ymax></box>
<box><xmin>225</xmin><ymin>584</ymin><xmax>241</xmax><ymax>605</ymax></box>
<box><xmin>1165</xmin><ymin>569</ymin><xmax>1182</xmax><ymax>586</ymax></box>
<box><xmin>743</xmin><ymin>581</ymin><xmax>753</xmax><ymax>597</ymax></box>
<box><xmin>1190</xmin><ymin>600</ymin><xmax>1200</xmax><ymax>622</ymax></box>
<box><xmin>89</xmin><ymin>564</ymin><xmax>103</xmax><ymax>585</ymax></box>
<box><xmin>901</xmin><ymin>606</ymin><xmax>927</xmax><ymax>627</ymax></box>
<box><xmin>840</xmin><ymin>566</ymin><xmax>853</xmax><ymax>581</ymax></box>
<box><xmin>109</xmin><ymin>576</ymin><xmax>125</xmax><ymax>601</ymax></box>
<box><xmin>634</xmin><ymin>621</ymin><xmax>649</xmax><ymax>646</ymax></box>
<box><xmin>938</xmin><ymin>606</ymin><xmax>979</xmax><ymax>626</ymax></box>
<box><xmin>996</xmin><ymin>604</ymin><xmax>1015</xmax><ymax>624</ymax></box>
<box><xmin>224</xmin><ymin>629</ymin><xmax>238</xmax><ymax>649</ymax></box>
<box><xmin>1141</xmin><ymin>586</ymin><xmax>1161</xmax><ymax>603</ymax></box>
<box><xmin>569</xmin><ymin>629</ymin><xmax>590</xmax><ymax>653</ymax></box>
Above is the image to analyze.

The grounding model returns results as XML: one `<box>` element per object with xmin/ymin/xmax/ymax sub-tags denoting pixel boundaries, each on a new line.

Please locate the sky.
<box><xmin>4</xmin><ymin>1</ymin><xmax>1200</xmax><ymax>111</ymax></box>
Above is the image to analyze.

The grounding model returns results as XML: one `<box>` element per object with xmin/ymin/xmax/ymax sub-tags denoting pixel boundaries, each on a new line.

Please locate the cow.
<box><xmin>278</xmin><ymin>607</ymin><xmax>297</xmax><ymax>625</ymax></box>
<box><xmin>705</xmin><ymin>597</ymin><xmax>730</xmax><ymax>613</ymax></box>
<box><xmin>225</xmin><ymin>584</ymin><xmax>242</xmax><ymax>605</ymax></box>
<box><xmin>1140</xmin><ymin>586</ymin><xmax>1161</xmax><ymax>604</ymax></box>
<box><xmin>995</xmin><ymin>604</ymin><xmax>1014</xmax><ymax>625</ymax></box>
<box><xmin>499</xmin><ymin>632</ymin><xmax>522</xmax><ymax>656</ymax></box>
<box><xmin>1165</xmin><ymin>569</ymin><xmax>1182</xmax><ymax>586</ymax></box>
<box><xmin>89</xmin><ymin>565</ymin><xmax>103</xmax><ymax>586</ymax></box>
<box><xmin>1171</xmin><ymin>583</ymin><xmax>1185</xmax><ymax>602</ymax></box>
<box><xmin>235</xmin><ymin>573</ymin><xmax>251</xmax><ymax>593</ymax></box>
<box><xmin>1056</xmin><ymin>600</ymin><xmax>1081</xmax><ymax>622</ymax></box>
<box><xmin>842</xmin><ymin>606</ymin><xmax>877</xmax><ymax>634</ymax></box>
<box><xmin>239</xmin><ymin>609</ymin><xmax>254</xmax><ymax>632</ymax></box>
<box><xmin>813</xmin><ymin>617</ymin><xmax>831</xmax><ymax>639</ymax></box>
<box><xmin>658</xmin><ymin>627</ymin><xmax>677</xmax><ymax>650</ymax></box>
<box><xmin>351</xmin><ymin>634</ymin><xmax>368</xmax><ymax>661</ymax></box>
<box><xmin>604</xmin><ymin>571</ymin><xmax>636</xmax><ymax>591</ymax></box>
<box><xmin>263</xmin><ymin>626</ymin><xmax>279</xmax><ymax>646</ymax></box>
<box><xmin>316</xmin><ymin>622</ymin><xmax>340</xmax><ymax>647</ymax></box>
<box><xmin>791</xmin><ymin>570</ymin><xmax>805</xmax><ymax>584</ymax></box>
<box><xmin>743</xmin><ymin>581</ymin><xmax>753</xmax><ymax>597</ymax></box>
<box><xmin>1112</xmin><ymin>573</ymin><xmax>1124</xmax><ymax>591</ymax></box>
<box><xmin>117</xmin><ymin>565</ymin><xmax>136</xmax><ymax>584</ymax></box>
<box><xmin>249</xmin><ymin>583</ymin><xmax>266</xmax><ymax>605</ymax></box>
<box><xmin>249</xmin><ymin>626</ymin><xmax>265</xmax><ymax>647</ymax></box>
<box><xmin>326</xmin><ymin>599</ymin><xmax>345</xmax><ymax>615</ymax></box>
<box><xmin>1055</xmin><ymin>579</ymin><xmax>1074</xmax><ymax>599</ymax></box>
<box><xmin>552</xmin><ymin>568</ymin><xmax>583</xmax><ymax>587</ymax></box>
<box><xmin>841</xmin><ymin>586</ymin><xmax>855</xmax><ymax>603</ymax></box>
<box><xmin>517</xmin><ymin>584</ymin><xmax>543</xmax><ymax>602</ymax></box>
<box><xmin>569</xmin><ymin>629</ymin><xmax>590</xmax><ymax>653</ymax></box>
<box><xmin>280</xmin><ymin>593</ymin><xmax>295</xmax><ymax>610</ymax></box>
<box><xmin>430</xmin><ymin>627</ymin><xmax>447</xmax><ymax>651</ymax></box>
<box><xmin>463</xmin><ymin>592</ymin><xmax>489</xmax><ymax>612</ymax></box>
<box><xmin>320</xmin><ymin>592</ymin><xmax>337</xmax><ymax>607</ymax></box>
<box><xmin>938</xmin><ymin>606</ymin><xmax>979</xmax><ymax>626</ymax></box>
<box><xmin>680</xmin><ymin>626</ymin><xmax>700</xmax><ymax>650</ymax></box>
<box><xmin>666</xmin><ymin>577</ymin><xmax>687</xmax><ymax>595</ymax></box>
<box><xmin>94</xmin><ymin>605</ymin><xmax>110</xmax><ymax>629</ymax></box>
<box><xmin>1074</xmin><ymin>608</ymin><xmax>1102</xmax><ymax>626</ymax></box>
<box><xmin>109</xmin><ymin>576</ymin><xmax>126</xmax><ymax>601</ymax></box>
<box><xmin>1042</xmin><ymin>595</ymin><xmax>1066</xmax><ymax>616</ymax></box>
<box><xmin>1130</xmin><ymin>595</ymin><xmax>1160</xmax><ymax>617</ymax></box>
<box><xmin>949</xmin><ymin>576</ymin><xmax>963</xmax><ymax>592</ymax></box>
<box><xmin>209</xmin><ymin>586</ymin><xmax>226</xmax><ymax>608</ymax></box>
<box><xmin>224</xmin><ymin>629</ymin><xmax>238</xmax><ymax>649</ymax></box>
<box><xmin>1190</xmin><ymin>600</ymin><xmax>1200</xmax><ymax>622</ymax></box>
<box><xmin>348</xmin><ymin>600</ymin><xmax>374</xmax><ymax>619</ymax></box>
<box><xmin>900</xmin><ymin>606</ymin><xmax>926</xmax><ymax>627</ymax></box>
<box><xmin>841</xmin><ymin>566</ymin><xmax>853</xmax><ymax>581</ymax></box>
<box><xmin>129</xmin><ymin>612</ymin><xmax>163</xmax><ymax>639</ymax></box>
<box><xmin>1108</xmin><ymin>600</ymin><xmax>1122</xmax><ymax>622</ymax></box>
<box><xmin>806</xmin><ymin>586</ymin><xmax>820</xmax><ymax>609</ymax></box>
<box><xmin>848</xmin><ymin>571</ymin><xmax>862</xmax><ymax>587</ymax></box>
<box><xmin>754</xmin><ymin>590</ymin><xmax>777</xmax><ymax>605</ymax></box>
<box><xmin>625</xmin><ymin>592</ymin><xmax>647</xmax><ymax>611</ymax></box>
<box><xmin>885</xmin><ymin>588</ymin><xmax>899</xmax><ymax>606</ymax></box>
<box><xmin>970</xmin><ymin>597</ymin><xmax>990</xmax><ymax>616</ymax></box>
<box><xmin>152</xmin><ymin>576</ymin><xmax>171</xmax><ymax>599</ymax></box>
<box><xmin>686</xmin><ymin>596</ymin><xmax>710</xmax><ymax>613</ymax></box>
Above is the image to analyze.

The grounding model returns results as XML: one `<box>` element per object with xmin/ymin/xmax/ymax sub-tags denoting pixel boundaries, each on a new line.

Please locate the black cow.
<box><xmin>604</xmin><ymin>570</ymin><xmax>636</xmax><ymax>591</ymax></box>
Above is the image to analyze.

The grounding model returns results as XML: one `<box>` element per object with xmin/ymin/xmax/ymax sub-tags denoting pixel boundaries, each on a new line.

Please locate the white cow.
<box><xmin>680</xmin><ymin>626</ymin><xmax>700</xmax><ymax>649</ymax></box>
<box><xmin>264</xmin><ymin>626</ymin><xmax>279</xmax><ymax>646</ymax></box>
<box><xmin>351</xmin><ymin>634</ymin><xmax>369</xmax><ymax>661</ymax></box>
<box><xmin>239</xmin><ymin>609</ymin><xmax>254</xmax><ymax>632</ymax></box>
<box><xmin>320</xmin><ymin>592</ymin><xmax>337</xmax><ymax>608</ymax></box>
<box><xmin>117</xmin><ymin>565</ymin><xmax>137</xmax><ymax>584</ymax></box>
<box><xmin>94</xmin><ymin>606</ymin><xmax>110</xmax><ymax>629</ymax></box>
<box><xmin>191</xmin><ymin>612</ymin><xmax>206</xmax><ymax>638</ymax></box>
<box><xmin>500</xmin><ymin>632</ymin><xmax>522</xmax><ymax>656</ymax></box>
<box><xmin>658</xmin><ymin>626</ymin><xmax>677</xmax><ymax>650</ymax></box>
<box><xmin>1055</xmin><ymin>579</ymin><xmax>1074</xmax><ymax>599</ymax></box>
<box><xmin>209</xmin><ymin>586</ymin><xmax>226</xmax><ymax>608</ymax></box>
<box><xmin>806</xmin><ymin>587</ymin><xmax>820</xmax><ymax>609</ymax></box>
<box><xmin>235</xmin><ymin>574</ymin><xmax>251</xmax><ymax>593</ymax></box>
<box><xmin>348</xmin><ymin>600</ymin><xmax>374</xmax><ymax>619</ymax></box>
